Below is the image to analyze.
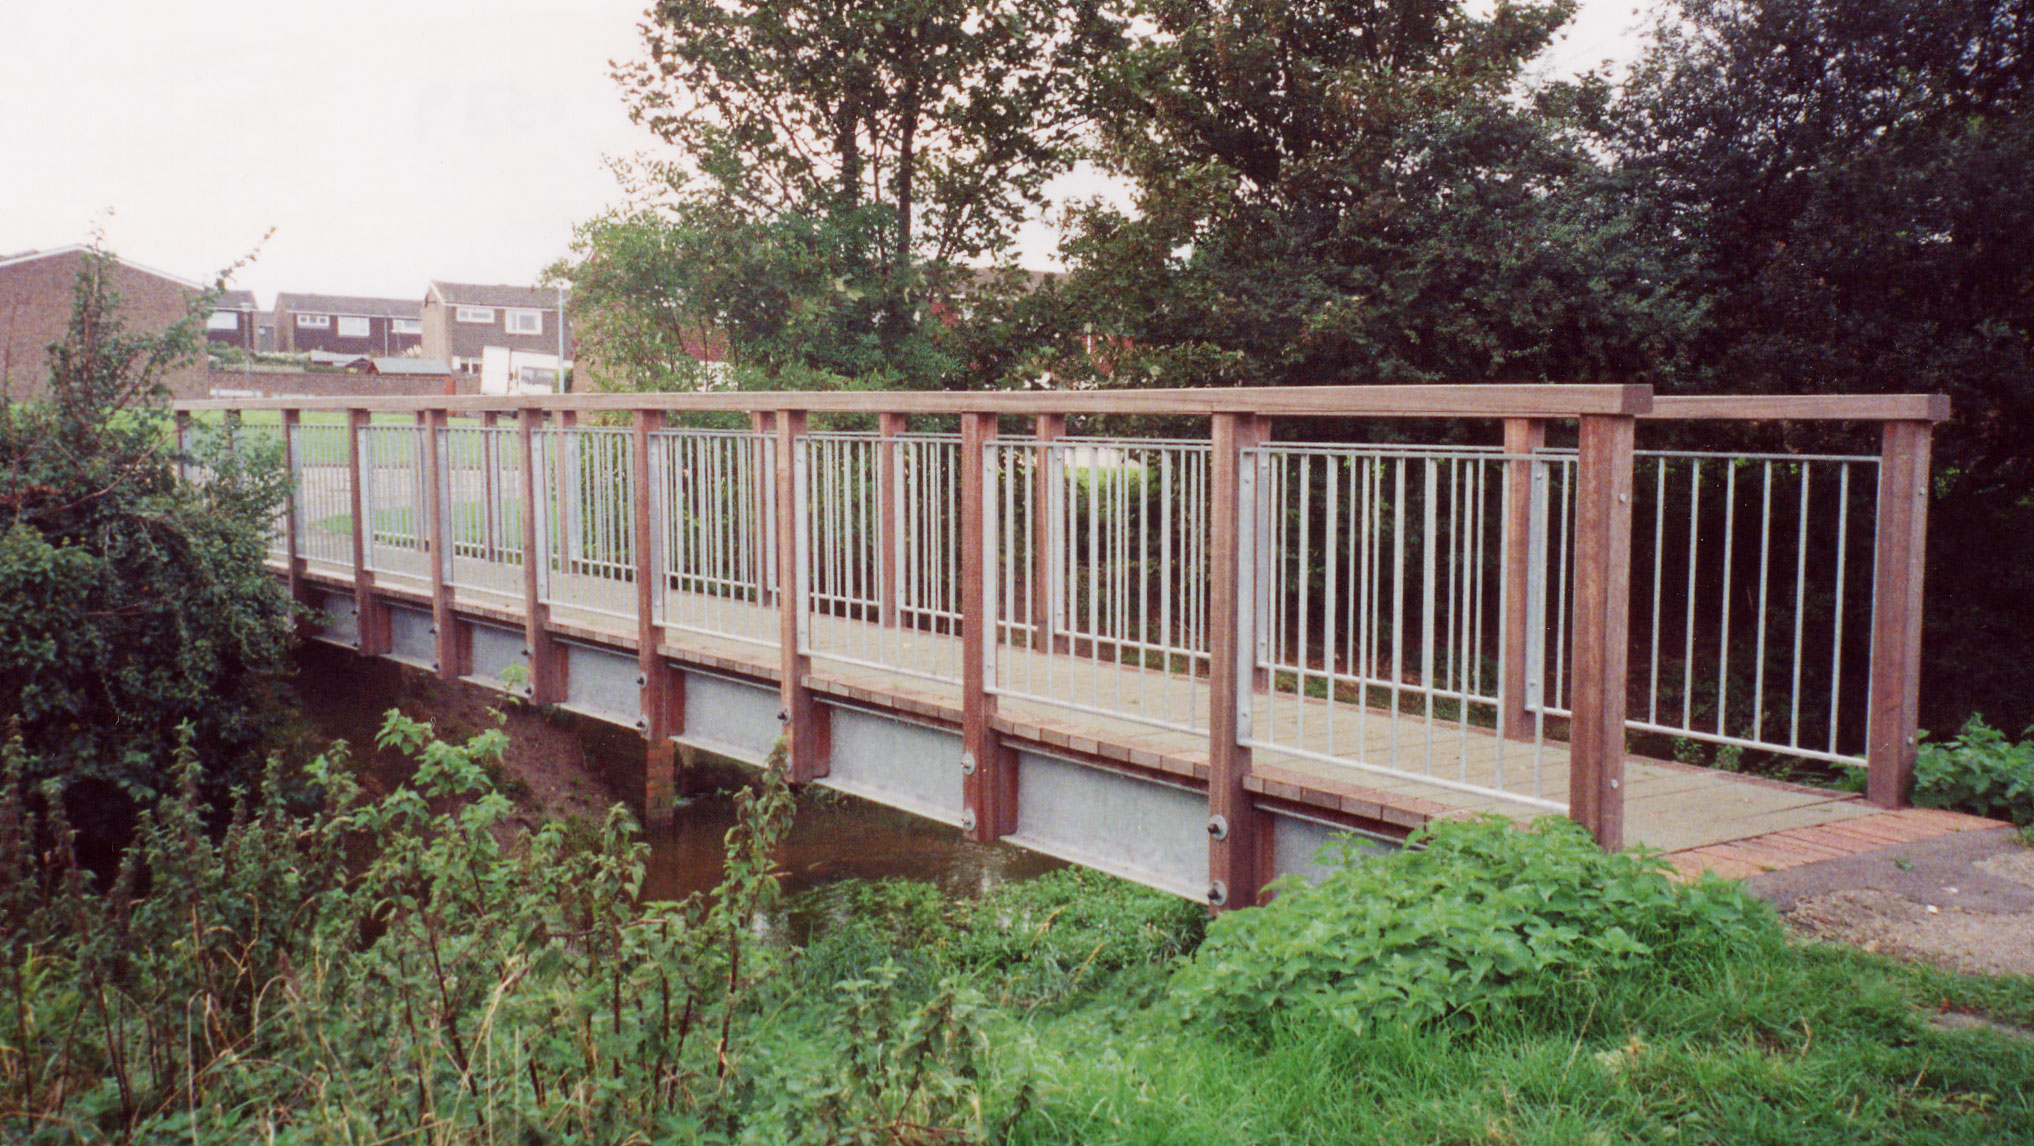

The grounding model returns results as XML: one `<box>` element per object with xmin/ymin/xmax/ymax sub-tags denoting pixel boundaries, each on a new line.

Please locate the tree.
<box><xmin>608</xmin><ymin>0</ymin><xmax>1128</xmax><ymax>381</ymax></box>
<box><xmin>555</xmin><ymin>201</ymin><xmax>944</xmax><ymax>389</ymax></box>
<box><xmin>0</xmin><ymin>250</ymin><xmax>295</xmax><ymax>842</ymax></box>
<box><xmin>1056</xmin><ymin>0</ymin><xmax>1696</xmax><ymax>388</ymax></box>
<box><xmin>1612</xmin><ymin>0</ymin><xmax>2034</xmax><ymax>731</ymax></box>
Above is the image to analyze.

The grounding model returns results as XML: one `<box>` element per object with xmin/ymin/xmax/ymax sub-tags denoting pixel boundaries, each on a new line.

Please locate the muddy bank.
<box><xmin>288</xmin><ymin>642</ymin><xmax>1063</xmax><ymax>902</ymax></box>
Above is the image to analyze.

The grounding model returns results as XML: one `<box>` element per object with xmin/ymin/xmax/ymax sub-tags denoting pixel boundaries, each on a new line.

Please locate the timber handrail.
<box><xmin>173</xmin><ymin>382</ymin><xmax>1653</xmax><ymax>419</ymax></box>
<box><xmin>1644</xmin><ymin>394</ymin><xmax>1951</xmax><ymax>422</ymax></box>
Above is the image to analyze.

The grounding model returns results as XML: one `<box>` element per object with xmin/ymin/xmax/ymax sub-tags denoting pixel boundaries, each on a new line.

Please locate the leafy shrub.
<box><xmin>1169</xmin><ymin>816</ymin><xmax>1772</xmax><ymax>1036</ymax></box>
<box><xmin>790</xmin><ymin>878</ymin><xmax>958</xmax><ymax>995</ymax></box>
<box><xmin>1911</xmin><ymin>715</ymin><xmax>2034</xmax><ymax>827</ymax></box>
<box><xmin>791</xmin><ymin>868</ymin><xmax>1206</xmax><ymax>1011</ymax></box>
<box><xmin>944</xmin><ymin>867</ymin><xmax>1208</xmax><ymax>1007</ymax></box>
<box><xmin>0</xmin><ymin>250</ymin><xmax>295</xmax><ymax>838</ymax></box>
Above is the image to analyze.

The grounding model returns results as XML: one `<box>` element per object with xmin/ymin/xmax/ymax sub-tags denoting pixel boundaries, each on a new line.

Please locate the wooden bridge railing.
<box><xmin>176</xmin><ymin>384</ymin><xmax>1949</xmax><ymax>906</ymax></box>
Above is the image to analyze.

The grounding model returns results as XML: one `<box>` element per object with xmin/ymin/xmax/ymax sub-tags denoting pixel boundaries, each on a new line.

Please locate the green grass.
<box><xmin>310</xmin><ymin>499</ymin><xmax>522</xmax><ymax>539</ymax></box>
<box><xmin>990</xmin><ymin>939</ymin><xmax>2034</xmax><ymax>1144</ymax></box>
<box><xmin>765</xmin><ymin>831</ymin><xmax>2034</xmax><ymax>1145</ymax></box>
<box><xmin>188</xmin><ymin>409</ymin><xmax>416</xmax><ymax>426</ymax></box>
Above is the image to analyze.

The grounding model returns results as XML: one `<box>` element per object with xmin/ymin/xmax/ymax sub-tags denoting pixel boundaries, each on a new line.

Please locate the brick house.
<box><xmin>0</xmin><ymin>245</ymin><xmax>213</xmax><ymax>401</ymax></box>
<box><xmin>273</xmin><ymin>292</ymin><xmax>424</xmax><ymax>356</ymax></box>
<box><xmin>421</xmin><ymin>281</ymin><xmax>573</xmax><ymax>385</ymax></box>
<box><xmin>205</xmin><ymin>289</ymin><xmax>262</xmax><ymax>351</ymax></box>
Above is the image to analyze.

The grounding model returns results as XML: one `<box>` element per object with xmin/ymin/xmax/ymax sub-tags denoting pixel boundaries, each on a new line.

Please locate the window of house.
<box><xmin>337</xmin><ymin>316</ymin><xmax>370</xmax><ymax>338</ymax></box>
<box><xmin>391</xmin><ymin>318</ymin><xmax>422</xmax><ymax>335</ymax></box>
<box><xmin>505</xmin><ymin>308</ymin><xmax>543</xmax><ymax>335</ymax></box>
<box><xmin>205</xmin><ymin>312</ymin><xmax>239</xmax><ymax>332</ymax></box>
<box><xmin>517</xmin><ymin>365</ymin><xmax>558</xmax><ymax>389</ymax></box>
<box><xmin>456</xmin><ymin>306</ymin><xmax>495</xmax><ymax>323</ymax></box>
<box><xmin>296</xmin><ymin>314</ymin><xmax>331</xmax><ymax>328</ymax></box>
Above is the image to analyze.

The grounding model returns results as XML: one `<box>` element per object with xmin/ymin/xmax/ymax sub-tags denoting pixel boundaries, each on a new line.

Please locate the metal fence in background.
<box><xmin>1245</xmin><ymin>443</ymin><xmax>1562</xmax><ymax>810</ymax></box>
<box><xmin>439</xmin><ymin>423</ymin><xmax>524</xmax><ymax>599</ymax></box>
<box><xmin>990</xmin><ymin>437</ymin><xmax>1214</xmax><ymax>735</ymax></box>
<box><xmin>654</xmin><ymin>428</ymin><xmax>779</xmax><ymax>650</ymax></box>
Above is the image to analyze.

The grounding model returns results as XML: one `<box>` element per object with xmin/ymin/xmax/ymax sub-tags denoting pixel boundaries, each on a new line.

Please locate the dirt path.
<box><xmin>1746</xmin><ymin>825</ymin><xmax>2034</xmax><ymax>977</ymax></box>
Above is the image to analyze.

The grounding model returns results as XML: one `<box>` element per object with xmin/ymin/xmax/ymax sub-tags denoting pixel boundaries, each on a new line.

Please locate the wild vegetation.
<box><xmin>0</xmin><ymin>250</ymin><xmax>296</xmax><ymax>854</ymax></box>
<box><xmin>4</xmin><ymin>715</ymin><xmax>2030</xmax><ymax>1143</ymax></box>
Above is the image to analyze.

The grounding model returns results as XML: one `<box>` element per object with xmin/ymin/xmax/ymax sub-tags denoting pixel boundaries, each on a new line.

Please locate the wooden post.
<box><xmin>517</xmin><ymin>409</ymin><xmax>562</xmax><ymax>704</ymax></box>
<box><xmin>1209</xmin><ymin>412</ymin><xmax>1271</xmax><ymax>908</ymax></box>
<box><xmin>1031</xmin><ymin>413</ymin><xmax>1065</xmax><ymax>652</ymax></box>
<box><xmin>1866</xmin><ymin>421</ymin><xmax>1933</xmax><ymax>808</ymax></box>
<box><xmin>776</xmin><ymin>409</ymin><xmax>828</xmax><ymax>781</ymax></box>
<box><xmin>346</xmin><ymin>408</ymin><xmax>389</xmax><ymax>655</ymax></box>
<box><xmin>423</xmin><ymin>407</ymin><xmax>458</xmax><ymax>679</ymax></box>
<box><xmin>1568</xmin><ymin>413</ymin><xmax>1637</xmax><ymax>850</ymax></box>
<box><xmin>634</xmin><ymin>409</ymin><xmax>680</xmax><ymax>824</ymax></box>
<box><xmin>1501</xmin><ymin>418</ymin><xmax>1546</xmax><ymax>740</ymax></box>
<box><xmin>879</xmin><ymin>411</ymin><xmax>906</xmax><ymax>627</ymax></box>
<box><xmin>960</xmin><ymin>412</ymin><xmax>1010</xmax><ymax>841</ymax></box>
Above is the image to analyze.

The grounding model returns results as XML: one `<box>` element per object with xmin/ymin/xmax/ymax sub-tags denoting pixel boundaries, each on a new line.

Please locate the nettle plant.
<box><xmin>1169</xmin><ymin>815</ymin><xmax>1772</xmax><ymax>1037</ymax></box>
<box><xmin>0</xmin><ymin>714</ymin><xmax>1017</xmax><ymax>1144</ymax></box>
<box><xmin>1910</xmin><ymin>716</ymin><xmax>2034</xmax><ymax>828</ymax></box>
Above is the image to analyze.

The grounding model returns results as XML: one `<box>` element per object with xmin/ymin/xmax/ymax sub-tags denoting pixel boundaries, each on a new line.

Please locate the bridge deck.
<box><xmin>312</xmin><ymin>554</ymin><xmax>1890</xmax><ymax>860</ymax></box>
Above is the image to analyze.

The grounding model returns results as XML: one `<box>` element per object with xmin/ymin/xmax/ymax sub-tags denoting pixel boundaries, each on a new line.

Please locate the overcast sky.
<box><xmin>1</xmin><ymin>0</ymin><xmax>1659</xmax><ymax>305</ymax></box>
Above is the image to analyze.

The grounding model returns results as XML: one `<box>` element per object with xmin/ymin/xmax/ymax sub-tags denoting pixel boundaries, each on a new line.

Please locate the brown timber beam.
<box><xmin>1209</xmin><ymin>412</ymin><xmax>1272</xmax><ymax>907</ymax></box>
<box><xmin>1866</xmin><ymin>421</ymin><xmax>1934</xmax><ymax>807</ymax></box>
<box><xmin>1568</xmin><ymin>413</ymin><xmax>1637</xmax><ymax>850</ymax></box>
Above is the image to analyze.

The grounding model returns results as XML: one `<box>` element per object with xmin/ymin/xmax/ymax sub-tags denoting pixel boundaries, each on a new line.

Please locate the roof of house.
<box><xmin>369</xmin><ymin>357</ymin><xmax>450</xmax><ymax>376</ymax></box>
<box><xmin>275</xmin><ymin>292</ymin><xmax>421</xmax><ymax>319</ymax></box>
<box><xmin>305</xmin><ymin>351</ymin><xmax>370</xmax><ymax>368</ymax></box>
<box><xmin>0</xmin><ymin>244</ymin><xmax>207</xmax><ymax>290</ymax></box>
<box><xmin>428</xmin><ymin>281</ymin><xmax>566</xmax><ymax>310</ymax></box>
<box><xmin>217</xmin><ymin>289</ymin><xmax>259</xmax><ymax>311</ymax></box>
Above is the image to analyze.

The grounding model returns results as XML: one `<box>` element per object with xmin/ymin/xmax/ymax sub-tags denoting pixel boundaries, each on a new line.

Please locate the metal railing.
<box><xmin>1529</xmin><ymin>449</ymin><xmax>1882</xmax><ymax>767</ymax></box>
<box><xmin>173</xmin><ymin>384</ymin><xmax>1947</xmax><ymax>902</ymax></box>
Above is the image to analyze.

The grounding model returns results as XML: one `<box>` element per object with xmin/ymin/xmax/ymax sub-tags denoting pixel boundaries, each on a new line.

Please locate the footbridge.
<box><xmin>175</xmin><ymin>384</ymin><xmax>1957</xmax><ymax>905</ymax></box>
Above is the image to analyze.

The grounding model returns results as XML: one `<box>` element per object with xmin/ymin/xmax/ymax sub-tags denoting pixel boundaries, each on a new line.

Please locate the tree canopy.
<box><xmin>606</xmin><ymin>0</ymin><xmax>1128</xmax><ymax>380</ymax></box>
<box><xmin>1050</xmin><ymin>0</ymin><xmax>1697</xmax><ymax>388</ymax></box>
<box><xmin>1612</xmin><ymin>0</ymin><xmax>2034</xmax><ymax>728</ymax></box>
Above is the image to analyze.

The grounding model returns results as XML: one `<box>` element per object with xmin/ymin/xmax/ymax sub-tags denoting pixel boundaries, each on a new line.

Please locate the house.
<box><xmin>0</xmin><ymin>245</ymin><xmax>214</xmax><ymax>400</ymax></box>
<box><xmin>420</xmin><ymin>281</ymin><xmax>572</xmax><ymax>391</ymax></box>
<box><xmin>273</xmin><ymin>292</ymin><xmax>424</xmax><ymax>356</ymax></box>
<box><xmin>205</xmin><ymin>289</ymin><xmax>262</xmax><ymax>351</ymax></box>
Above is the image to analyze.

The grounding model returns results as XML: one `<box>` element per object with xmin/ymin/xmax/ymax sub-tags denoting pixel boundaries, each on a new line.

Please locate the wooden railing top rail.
<box><xmin>1643</xmin><ymin>394</ymin><xmax>1951</xmax><ymax>422</ymax></box>
<box><xmin>173</xmin><ymin>386</ymin><xmax>1955</xmax><ymax>423</ymax></box>
<box><xmin>173</xmin><ymin>382</ymin><xmax>1654</xmax><ymax>419</ymax></box>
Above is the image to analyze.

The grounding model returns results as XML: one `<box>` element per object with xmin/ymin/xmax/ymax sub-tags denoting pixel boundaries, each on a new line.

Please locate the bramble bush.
<box><xmin>1169</xmin><ymin>815</ymin><xmax>1773</xmax><ymax>1037</ymax></box>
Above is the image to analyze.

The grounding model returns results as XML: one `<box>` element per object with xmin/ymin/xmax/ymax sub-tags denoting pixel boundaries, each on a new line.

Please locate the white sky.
<box><xmin>0</xmin><ymin>0</ymin><xmax>1659</xmax><ymax>305</ymax></box>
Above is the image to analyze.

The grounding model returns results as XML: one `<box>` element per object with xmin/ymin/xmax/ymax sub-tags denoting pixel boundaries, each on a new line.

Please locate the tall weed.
<box><xmin>0</xmin><ymin>714</ymin><xmax>1012</xmax><ymax>1143</ymax></box>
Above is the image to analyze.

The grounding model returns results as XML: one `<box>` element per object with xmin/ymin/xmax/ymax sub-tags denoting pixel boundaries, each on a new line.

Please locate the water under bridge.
<box><xmin>176</xmin><ymin>384</ymin><xmax>1993</xmax><ymax>906</ymax></box>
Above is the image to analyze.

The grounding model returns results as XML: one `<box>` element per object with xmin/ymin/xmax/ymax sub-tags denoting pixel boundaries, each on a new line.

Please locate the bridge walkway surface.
<box><xmin>179</xmin><ymin>383</ymin><xmax>1981</xmax><ymax>906</ymax></box>
<box><xmin>293</xmin><ymin>556</ymin><xmax>1988</xmax><ymax>896</ymax></box>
